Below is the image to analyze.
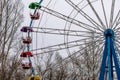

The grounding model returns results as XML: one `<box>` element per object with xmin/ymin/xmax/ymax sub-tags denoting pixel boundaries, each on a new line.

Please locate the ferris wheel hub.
<box><xmin>104</xmin><ymin>29</ymin><xmax>114</xmax><ymax>38</ymax></box>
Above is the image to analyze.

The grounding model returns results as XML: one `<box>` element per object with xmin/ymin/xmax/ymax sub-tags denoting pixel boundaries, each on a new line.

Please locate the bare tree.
<box><xmin>35</xmin><ymin>40</ymin><xmax>100</xmax><ymax>80</ymax></box>
<box><xmin>0</xmin><ymin>0</ymin><xmax>24</xmax><ymax>80</ymax></box>
<box><xmin>34</xmin><ymin>32</ymin><xmax>101</xmax><ymax>80</ymax></box>
<box><xmin>74</xmin><ymin>32</ymin><xmax>100</xmax><ymax>80</ymax></box>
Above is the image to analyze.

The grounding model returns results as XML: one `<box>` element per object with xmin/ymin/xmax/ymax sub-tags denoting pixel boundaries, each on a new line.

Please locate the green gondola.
<box><xmin>29</xmin><ymin>2</ymin><xmax>41</xmax><ymax>9</ymax></box>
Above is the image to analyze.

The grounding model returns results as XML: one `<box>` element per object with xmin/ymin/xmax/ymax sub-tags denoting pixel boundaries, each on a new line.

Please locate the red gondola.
<box><xmin>30</xmin><ymin>12</ymin><xmax>40</xmax><ymax>20</ymax></box>
<box><xmin>22</xmin><ymin>37</ymin><xmax>32</xmax><ymax>44</ymax></box>
<box><xmin>21</xmin><ymin>62</ymin><xmax>32</xmax><ymax>69</ymax></box>
<box><xmin>20</xmin><ymin>51</ymin><xmax>33</xmax><ymax>57</ymax></box>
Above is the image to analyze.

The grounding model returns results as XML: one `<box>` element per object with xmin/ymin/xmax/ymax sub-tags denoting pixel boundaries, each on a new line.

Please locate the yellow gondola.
<box><xmin>28</xmin><ymin>75</ymin><xmax>41</xmax><ymax>80</ymax></box>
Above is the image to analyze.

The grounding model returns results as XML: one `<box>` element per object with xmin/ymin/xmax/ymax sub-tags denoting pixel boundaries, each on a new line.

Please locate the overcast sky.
<box><xmin>20</xmin><ymin>0</ymin><xmax>73</xmax><ymax>57</ymax></box>
<box><xmin>20</xmin><ymin>0</ymin><xmax>120</xmax><ymax>58</ymax></box>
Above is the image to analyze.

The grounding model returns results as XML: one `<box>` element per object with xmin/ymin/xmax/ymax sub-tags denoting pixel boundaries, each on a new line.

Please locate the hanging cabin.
<box><xmin>20</xmin><ymin>51</ymin><xmax>33</xmax><ymax>57</ymax></box>
<box><xmin>30</xmin><ymin>12</ymin><xmax>40</xmax><ymax>20</ymax></box>
<box><xmin>22</xmin><ymin>37</ymin><xmax>32</xmax><ymax>44</ymax></box>
<box><xmin>21</xmin><ymin>62</ymin><xmax>32</xmax><ymax>69</ymax></box>
<box><xmin>28</xmin><ymin>75</ymin><xmax>41</xmax><ymax>80</ymax></box>
<box><xmin>29</xmin><ymin>2</ymin><xmax>41</xmax><ymax>9</ymax></box>
<box><xmin>21</xmin><ymin>27</ymin><xmax>33</xmax><ymax>32</ymax></box>
<box><xmin>29</xmin><ymin>2</ymin><xmax>41</xmax><ymax>20</ymax></box>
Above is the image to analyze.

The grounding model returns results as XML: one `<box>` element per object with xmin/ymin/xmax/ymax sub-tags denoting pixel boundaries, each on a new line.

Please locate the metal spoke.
<box><xmin>65</xmin><ymin>35</ymin><xmax>104</xmax><ymax>57</ymax></box>
<box><xmin>101</xmin><ymin>0</ymin><xmax>108</xmax><ymax>28</ymax></box>
<box><xmin>115</xmin><ymin>43</ymin><xmax>120</xmax><ymax>59</ymax></box>
<box><xmin>40</xmin><ymin>6</ymin><xmax>99</xmax><ymax>31</ymax></box>
<box><xmin>87</xmin><ymin>0</ymin><xmax>106</xmax><ymax>29</ymax></box>
<box><xmin>43</xmin><ymin>38</ymin><xmax>104</xmax><ymax>73</ymax></box>
<box><xmin>112</xmin><ymin>10</ymin><xmax>120</xmax><ymax>30</ymax></box>
<box><xmin>32</xmin><ymin>36</ymin><xmax>103</xmax><ymax>55</ymax></box>
<box><xmin>33</xmin><ymin>27</ymin><xmax>102</xmax><ymax>37</ymax></box>
<box><xmin>32</xmin><ymin>38</ymin><xmax>90</xmax><ymax>51</ymax></box>
<box><xmin>65</xmin><ymin>0</ymin><xmax>103</xmax><ymax>32</ymax></box>
<box><xmin>109</xmin><ymin>0</ymin><xmax>115</xmax><ymax>28</ymax></box>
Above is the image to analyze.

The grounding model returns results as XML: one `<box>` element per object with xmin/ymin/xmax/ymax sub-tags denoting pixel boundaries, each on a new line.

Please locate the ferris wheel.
<box><xmin>20</xmin><ymin>0</ymin><xmax>120</xmax><ymax>80</ymax></box>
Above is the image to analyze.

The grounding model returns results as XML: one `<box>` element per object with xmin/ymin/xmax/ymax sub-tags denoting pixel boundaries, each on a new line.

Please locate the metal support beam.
<box><xmin>99</xmin><ymin>29</ymin><xmax>120</xmax><ymax>80</ymax></box>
